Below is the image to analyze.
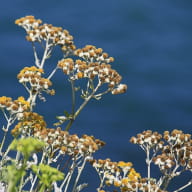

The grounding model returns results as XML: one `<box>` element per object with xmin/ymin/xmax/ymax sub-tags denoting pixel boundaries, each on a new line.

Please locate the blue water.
<box><xmin>0</xmin><ymin>0</ymin><xmax>192</xmax><ymax>191</ymax></box>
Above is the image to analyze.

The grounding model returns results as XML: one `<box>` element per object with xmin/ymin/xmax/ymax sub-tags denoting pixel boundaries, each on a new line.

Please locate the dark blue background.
<box><xmin>0</xmin><ymin>0</ymin><xmax>192</xmax><ymax>191</ymax></box>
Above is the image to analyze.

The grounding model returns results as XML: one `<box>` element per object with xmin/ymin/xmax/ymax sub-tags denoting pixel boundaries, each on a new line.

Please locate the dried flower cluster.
<box><xmin>130</xmin><ymin>129</ymin><xmax>192</xmax><ymax>173</ymax></box>
<box><xmin>0</xmin><ymin>96</ymin><xmax>30</xmax><ymax>119</ymax></box>
<box><xmin>15</xmin><ymin>15</ymin><xmax>42</xmax><ymax>31</ymax></box>
<box><xmin>15</xmin><ymin>15</ymin><xmax>75</xmax><ymax>54</ymax></box>
<box><xmin>17</xmin><ymin>66</ymin><xmax>54</xmax><ymax>96</ymax></box>
<box><xmin>11</xmin><ymin>112</ymin><xmax>46</xmax><ymax>137</ymax></box>
<box><xmin>58</xmin><ymin>45</ymin><xmax>127</xmax><ymax>95</ymax></box>
<box><xmin>34</xmin><ymin>127</ymin><xmax>105</xmax><ymax>157</ymax></box>
<box><xmin>75</xmin><ymin>45</ymin><xmax>114</xmax><ymax>63</ymax></box>
<box><xmin>154</xmin><ymin>130</ymin><xmax>192</xmax><ymax>172</ymax></box>
<box><xmin>130</xmin><ymin>129</ymin><xmax>192</xmax><ymax>191</ymax></box>
<box><xmin>11</xmin><ymin>111</ymin><xmax>105</xmax><ymax>160</ymax></box>
<box><xmin>130</xmin><ymin>130</ymin><xmax>164</xmax><ymax>151</ymax></box>
<box><xmin>91</xmin><ymin>159</ymin><xmax>169</xmax><ymax>192</ymax></box>
<box><xmin>15</xmin><ymin>16</ymin><xmax>127</xmax><ymax>113</ymax></box>
<box><xmin>133</xmin><ymin>178</ymin><xmax>167</xmax><ymax>192</ymax></box>
<box><xmin>90</xmin><ymin>158</ymin><xmax>141</xmax><ymax>192</ymax></box>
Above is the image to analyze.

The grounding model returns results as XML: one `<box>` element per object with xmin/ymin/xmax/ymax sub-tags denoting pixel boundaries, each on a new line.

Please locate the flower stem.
<box><xmin>40</xmin><ymin>38</ymin><xmax>51</xmax><ymax>69</ymax></box>
<box><xmin>72</xmin><ymin>157</ymin><xmax>87</xmax><ymax>192</ymax></box>
<box><xmin>65</xmin><ymin>81</ymin><xmax>101</xmax><ymax>131</ymax></box>
<box><xmin>30</xmin><ymin>151</ymin><xmax>46</xmax><ymax>192</ymax></box>
<box><xmin>0</xmin><ymin>118</ymin><xmax>12</xmax><ymax>154</ymax></box>
<box><xmin>173</xmin><ymin>180</ymin><xmax>192</xmax><ymax>192</ymax></box>
<box><xmin>32</xmin><ymin>43</ymin><xmax>40</xmax><ymax>67</ymax></box>
<box><xmin>146</xmin><ymin>147</ymin><xmax>151</xmax><ymax>192</ymax></box>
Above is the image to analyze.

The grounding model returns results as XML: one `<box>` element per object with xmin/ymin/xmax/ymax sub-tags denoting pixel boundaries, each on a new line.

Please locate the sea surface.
<box><xmin>0</xmin><ymin>0</ymin><xmax>192</xmax><ymax>191</ymax></box>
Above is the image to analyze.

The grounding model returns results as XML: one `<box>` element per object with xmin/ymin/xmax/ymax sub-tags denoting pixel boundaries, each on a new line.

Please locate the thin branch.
<box><xmin>29</xmin><ymin>151</ymin><xmax>46</xmax><ymax>192</ymax></box>
<box><xmin>65</xmin><ymin>81</ymin><xmax>101</xmax><ymax>131</ymax></box>
<box><xmin>47</xmin><ymin>66</ymin><xmax>58</xmax><ymax>80</ymax></box>
<box><xmin>62</xmin><ymin>161</ymin><xmax>76</xmax><ymax>192</ymax></box>
<box><xmin>72</xmin><ymin>157</ymin><xmax>87</xmax><ymax>192</ymax></box>
<box><xmin>40</xmin><ymin>39</ymin><xmax>51</xmax><ymax>69</ymax></box>
<box><xmin>0</xmin><ymin>116</ymin><xmax>14</xmax><ymax>154</ymax></box>
<box><xmin>173</xmin><ymin>180</ymin><xmax>192</xmax><ymax>192</ymax></box>
<box><xmin>94</xmin><ymin>88</ymin><xmax>111</xmax><ymax>98</ymax></box>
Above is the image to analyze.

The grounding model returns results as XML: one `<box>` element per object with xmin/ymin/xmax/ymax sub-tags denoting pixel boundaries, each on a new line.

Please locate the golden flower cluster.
<box><xmin>15</xmin><ymin>16</ymin><xmax>127</xmax><ymax>96</ymax></box>
<box><xmin>11</xmin><ymin>111</ymin><xmax>105</xmax><ymax>157</ymax></box>
<box><xmin>153</xmin><ymin>153</ymin><xmax>175</xmax><ymax>170</ymax></box>
<box><xmin>11</xmin><ymin>112</ymin><xmax>46</xmax><ymax>137</ymax></box>
<box><xmin>163</xmin><ymin>129</ymin><xmax>191</xmax><ymax>144</ymax></box>
<box><xmin>113</xmin><ymin>168</ymin><xmax>141</xmax><ymax>191</ymax></box>
<box><xmin>34</xmin><ymin>127</ymin><xmax>105</xmax><ymax>157</ymax></box>
<box><xmin>57</xmin><ymin>45</ymin><xmax>127</xmax><ymax>95</ymax></box>
<box><xmin>130</xmin><ymin>130</ymin><xmax>164</xmax><ymax>150</ymax></box>
<box><xmin>0</xmin><ymin>96</ymin><xmax>13</xmax><ymax>109</ymax></box>
<box><xmin>57</xmin><ymin>58</ymin><xmax>122</xmax><ymax>86</ymax></box>
<box><xmin>75</xmin><ymin>45</ymin><xmax>114</xmax><ymax>63</ymax></box>
<box><xmin>153</xmin><ymin>129</ymin><xmax>192</xmax><ymax>172</ymax></box>
<box><xmin>90</xmin><ymin>158</ymin><xmax>141</xmax><ymax>192</ymax></box>
<box><xmin>98</xmin><ymin>177</ymin><xmax>167</xmax><ymax>192</ymax></box>
<box><xmin>90</xmin><ymin>158</ymin><xmax>119</xmax><ymax>174</ymax></box>
<box><xmin>15</xmin><ymin>16</ymin><xmax>75</xmax><ymax>53</ymax></box>
<box><xmin>0</xmin><ymin>96</ymin><xmax>30</xmax><ymax>119</ymax></box>
<box><xmin>135</xmin><ymin>178</ymin><xmax>167</xmax><ymax>192</ymax></box>
<box><xmin>131</xmin><ymin>129</ymin><xmax>192</xmax><ymax>182</ymax></box>
<box><xmin>15</xmin><ymin>15</ymin><xmax>42</xmax><ymax>32</ymax></box>
<box><xmin>17</xmin><ymin>66</ymin><xmax>55</xmax><ymax>95</ymax></box>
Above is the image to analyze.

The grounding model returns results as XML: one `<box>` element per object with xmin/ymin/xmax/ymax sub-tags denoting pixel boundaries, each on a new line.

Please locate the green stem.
<box><xmin>39</xmin><ymin>184</ymin><xmax>46</xmax><ymax>192</ymax></box>
<box><xmin>74</xmin><ymin>82</ymin><xmax>101</xmax><ymax>118</ymax></box>
<box><xmin>18</xmin><ymin>171</ymin><xmax>25</xmax><ymax>192</ymax></box>
<box><xmin>65</xmin><ymin>120</ymin><xmax>74</xmax><ymax>132</ymax></box>
<box><xmin>65</xmin><ymin>81</ymin><xmax>101</xmax><ymax>131</ymax></box>
<box><xmin>65</xmin><ymin>79</ymin><xmax>75</xmax><ymax>131</ymax></box>
<box><xmin>161</xmin><ymin>175</ymin><xmax>172</xmax><ymax>191</ymax></box>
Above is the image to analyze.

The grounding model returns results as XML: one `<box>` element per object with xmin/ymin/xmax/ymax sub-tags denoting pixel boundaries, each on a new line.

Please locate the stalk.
<box><xmin>65</xmin><ymin>81</ymin><xmax>101</xmax><ymax>131</ymax></box>
<box><xmin>32</xmin><ymin>43</ymin><xmax>40</xmax><ymax>67</ymax></box>
<box><xmin>72</xmin><ymin>157</ymin><xmax>87</xmax><ymax>192</ymax></box>
<box><xmin>62</xmin><ymin>161</ymin><xmax>76</xmax><ymax>192</ymax></box>
<box><xmin>40</xmin><ymin>38</ymin><xmax>51</xmax><ymax>69</ymax></box>
<box><xmin>146</xmin><ymin>146</ymin><xmax>151</xmax><ymax>192</ymax></box>
<box><xmin>173</xmin><ymin>180</ymin><xmax>192</xmax><ymax>192</ymax></box>
<box><xmin>0</xmin><ymin>116</ymin><xmax>13</xmax><ymax>154</ymax></box>
<box><xmin>29</xmin><ymin>151</ymin><xmax>46</xmax><ymax>192</ymax></box>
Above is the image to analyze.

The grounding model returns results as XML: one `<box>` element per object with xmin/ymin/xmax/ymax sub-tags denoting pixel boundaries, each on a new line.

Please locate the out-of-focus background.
<box><xmin>0</xmin><ymin>0</ymin><xmax>192</xmax><ymax>191</ymax></box>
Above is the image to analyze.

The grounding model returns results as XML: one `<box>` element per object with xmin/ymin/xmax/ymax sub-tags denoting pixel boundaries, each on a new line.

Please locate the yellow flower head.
<box><xmin>114</xmin><ymin>180</ymin><xmax>121</xmax><ymax>187</ymax></box>
<box><xmin>127</xmin><ymin>168</ymin><xmax>141</xmax><ymax>182</ymax></box>
<box><xmin>121</xmin><ymin>178</ymin><xmax>129</xmax><ymax>185</ymax></box>
<box><xmin>118</xmin><ymin>161</ymin><xmax>133</xmax><ymax>168</ymax></box>
<box><xmin>18</xmin><ymin>66</ymin><xmax>44</xmax><ymax>78</ymax></box>
<box><xmin>16</xmin><ymin>96</ymin><xmax>30</xmax><ymax>109</ymax></box>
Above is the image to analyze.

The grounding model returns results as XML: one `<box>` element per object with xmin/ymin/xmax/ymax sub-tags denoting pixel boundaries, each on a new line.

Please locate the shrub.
<box><xmin>0</xmin><ymin>16</ymin><xmax>191</xmax><ymax>192</ymax></box>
